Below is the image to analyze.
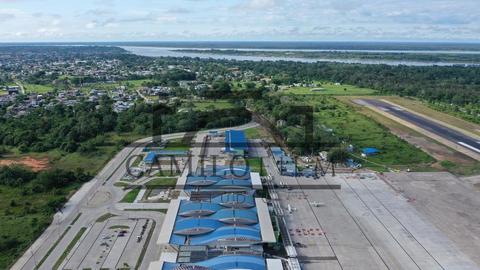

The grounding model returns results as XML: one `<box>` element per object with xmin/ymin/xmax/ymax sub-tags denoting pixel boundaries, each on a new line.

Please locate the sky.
<box><xmin>0</xmin><ymin>0</ymin><xmax>479</xmax><ymax>42</ymax></box>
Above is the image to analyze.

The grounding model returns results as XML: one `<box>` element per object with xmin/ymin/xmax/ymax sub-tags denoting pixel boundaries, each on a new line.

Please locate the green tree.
<box><xmin>328</xmin><ymin>147</ymin><xmax>350</xmax><ymax>176</ymax></box>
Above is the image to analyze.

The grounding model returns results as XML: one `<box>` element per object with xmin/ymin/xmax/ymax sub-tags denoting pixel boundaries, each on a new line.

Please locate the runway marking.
<box><xmin>392</xmin><ymin>106</ymin><xmax>404</xmax><ymax>111</ymax></box>
<box><xmin>458</xmin><ymin>142</ymin><xmax>480</xmax><ymax>154</ymax></box>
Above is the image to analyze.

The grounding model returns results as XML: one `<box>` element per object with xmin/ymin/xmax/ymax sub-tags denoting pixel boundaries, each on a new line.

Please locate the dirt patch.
<box><xmin>0</xmin><ymin>156</ymin><xmax>50</xmax><ymax>171</ymax></box>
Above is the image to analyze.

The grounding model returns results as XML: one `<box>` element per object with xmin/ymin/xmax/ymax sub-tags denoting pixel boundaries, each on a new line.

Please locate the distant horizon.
<box><xmin>1</xmin><ymin>40</ymin><xmax>480</xmax><ymax>44</ymax></box>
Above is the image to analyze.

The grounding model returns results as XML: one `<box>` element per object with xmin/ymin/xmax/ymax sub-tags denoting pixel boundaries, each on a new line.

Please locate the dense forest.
<box><xmin>0</xmin><ymin>97</ymin><xmax>250</xmax><ymax>153</ymax></box>
<box><xmin>223</xmin><ymin>60</ymin><xmax>480</xmax><ymax>105</ymax></box>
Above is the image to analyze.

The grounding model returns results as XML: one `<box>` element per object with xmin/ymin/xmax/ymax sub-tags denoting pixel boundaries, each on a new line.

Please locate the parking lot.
<box><xmin>62</xmin><ymin>217</ymin><xmax>153</xmax><ymax>269</ymax></box>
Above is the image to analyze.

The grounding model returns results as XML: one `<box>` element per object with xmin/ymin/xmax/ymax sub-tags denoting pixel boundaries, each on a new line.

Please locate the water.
<box><xmin>122</xmin><ymin>46</ymin><xmax>480</xmax><ymax>67</ymax></box>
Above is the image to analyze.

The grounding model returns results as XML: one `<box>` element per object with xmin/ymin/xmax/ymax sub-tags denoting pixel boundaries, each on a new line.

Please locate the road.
<box><xmin>358</xmin><ymin>99</ymin><xmax>480</xmax><ymax>160</ymax></box>
<box><xmin>10</xmin><ymin>122</ymin><xmax>258</xmax><ymax>270</ymax></box>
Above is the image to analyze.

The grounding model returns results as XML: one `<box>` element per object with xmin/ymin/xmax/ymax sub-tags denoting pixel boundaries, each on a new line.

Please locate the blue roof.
<box><xmin>210</xmin><ymin>209</ymin><xmax>258</xmax><ymax>224</ymax></box>
<box><xmin>212</xmin><ymin>194</ymin><xmax>255</xmax><ymax>208</ymax></box>
<box><xmin>174</xmin><ymin>218</ymin><xmax>224</xmax><ymax>235</ymax></box>
<box><xmin>169</xmin><ymin>197</ymin><xmax>261</xmax><ymax>245</ymax></box>
<box><xmin>189</xmin><ymin>226</ymin><xmax>261</xmax><ymax>245</ymax></box>
<box><xmin>179</xmin><ymin>201</ymin><xmax>223</xmax><ymax>217</ymax></box>
<box><xmin>144</xmin><ymin>151</ymin><xmax>157</xmax><ymax>163</ymax></box>
<box><xmin>225</xmin><ymin>130</ymin><xmax>248</xmax><ymax>153</ymax></box>
<box><xmin>362</xmin><ymin>147</ymin><xmax>380</xmax><ymax>155</ymax></box>
<box><xmin>186</xmin><ymin>176</ymin><xmax>253</xmax><ymax>191</ymax></box>
<box><xmin>163</xmin><ymin>255</ymin><xmax>266</xmax><ymax>270</ymax></box>
<box><xmin>202</xmin><ymin>165</ymin><xmax>251</xmax><ymax>179</ymax></box>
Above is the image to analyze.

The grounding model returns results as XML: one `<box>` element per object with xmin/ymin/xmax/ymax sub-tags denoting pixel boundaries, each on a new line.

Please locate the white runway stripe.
<box><xmin>458</xmin><ymin>142</ymin><xmax>480</xmax><ymax>154</ymax></box>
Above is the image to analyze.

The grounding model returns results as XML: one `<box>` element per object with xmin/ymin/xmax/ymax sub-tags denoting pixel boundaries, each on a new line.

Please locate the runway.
<box><xmin>358</xmin><ymin>99</ymin><xmax>480</xmax><ymax>159</ymax></box>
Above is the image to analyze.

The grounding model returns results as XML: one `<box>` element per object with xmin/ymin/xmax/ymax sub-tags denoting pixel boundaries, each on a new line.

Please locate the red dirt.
<box><xmin>0</xmin><ymin>157</ymin><xmax>50</xmax><ymax>171</ymax></box>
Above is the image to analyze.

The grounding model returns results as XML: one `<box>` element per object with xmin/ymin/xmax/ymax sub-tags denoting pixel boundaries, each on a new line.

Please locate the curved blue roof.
<box><xmin>174</xmin><ymin>218</ymin><xmax>223</xmax><ymax>236</ymax></box>
<box><xmin>186</xmin><ymin>176</ymin><xmax>224</xmax><ymax>186</ymax></box>
<box><xmin>163</xmin><ymin>255</ymin><xmax>266</xmax><ymax>270</ymax></box>
<box><xmin>214</xmin><ymin>179</ymin><xmax>252</xmax><ymax>188</ymax></box>
<box><xmin>198</xmin><ymin>255</ymin><xmax>265</xmax><ymax>270</ymax></box>
<box><xmin>212</xmin><ymin>194</ymin><xmax>255</xmax><ymax>208</ymax></box>
<box><xmin>216</xmin><ymin>167</ymin><xmax>250</xmax><ymax>179</ymax></box>
<box><xmin>179</xmin><ymin>201</ymin><xmax>222</xmax><ymax>217</ymax></box>
<box><xmin>189</xmin><ymin>226</ymin><xmax>261</xmax><ymax>246</ymax></box>
<box><xmin>211</xmin><ymin>209</ymin><xmax>258</xmax><ymax>225</ymax></box>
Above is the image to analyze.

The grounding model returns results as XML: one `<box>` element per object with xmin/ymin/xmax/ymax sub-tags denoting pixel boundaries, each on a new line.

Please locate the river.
<box><xmin>122</xmin><ymin>46</ymin><xmax>480</xmax><ymax>67</ymax></box>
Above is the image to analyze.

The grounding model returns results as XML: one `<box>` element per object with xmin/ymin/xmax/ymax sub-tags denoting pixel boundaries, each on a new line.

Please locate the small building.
<box><xmin>6</xmin><ymin>86</ymin><xmax>20</xmax><ymax>95</ymax></box>
<box><xmin>144</xmin><ymin>151</ymin><xmax>157</xmax><ymax>165</ymax></box>
<box><xmin>362</xmin><ymin>147</ymin><xmax>380</xmax><ymax>156</ymax></box>
<box><xmin>224</xmin><ymin>130</ymin><xmax>248</xmax><ymax>156</ymax></box>
<box><xmin>271</xmin><ymin>146</ymin><xmax>297</xmax><ymax>176</ymax></box>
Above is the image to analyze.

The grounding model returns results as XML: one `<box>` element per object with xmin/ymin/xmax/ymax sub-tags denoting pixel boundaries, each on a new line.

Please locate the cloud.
<box><xmin>0</xmin><ymin>12</ymin><xmax>15</xmax><ymax>22</ymax></box>
<box><xmin>167</xmin><ymin>7</ymin><xmax>190</xmax><ymax>14</ymax></box>
<box><xmin>0</xmin><ymin>0</ymin><xmax>479</xmax><ymax>41</ymax></box>
<box><xmin>236</xmin><ymin>0</ymin><xmax>283</xmax><ymax>10</ymax></box>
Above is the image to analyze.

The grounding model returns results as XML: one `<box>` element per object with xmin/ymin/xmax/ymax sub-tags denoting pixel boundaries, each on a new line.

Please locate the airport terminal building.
<box><xmin>148</xmin><ymin>130</ymin><xmax>282</xmax><ymax>270</ymax></box>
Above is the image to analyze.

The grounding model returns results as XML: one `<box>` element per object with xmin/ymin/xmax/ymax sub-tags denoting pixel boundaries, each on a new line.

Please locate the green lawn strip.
<box><xmin>244</xmin><ymin>127</ymin><xmax>262</xmax><ymax>139</ymax></box>
<box><xmin>131</xmin><ymin>155</ymin><xmax>143</xmax><ymax>167</ymax></box>
<box><xmin>121</xmin><ymin>187</ymin><xmax>141</xmax><ymax>203</ymax></box>
<box><xmin>135</xmin><ymin>220</ymin><xmax>156</xmax><ymax>270</ymax></box>
<box><xmin>246</xmin><ymin>157</ymin><xmax>267</xmax><ymax>176</ymax></box>
<box><xmin>70</xmin><ymin>213</ymin><xmax>82</xmax><ymax>226</ymax></box>
<box><xmin>109</xmin><ymin>225</ymin><xmax>130</xmax><ymax>230</ymax></box>
<box><xmin>22</xmin><ymin>83</ymin><xmax>54</xmax><ymax>94</ymax></box>
<box><xmin>114</xmin><ymin>182</ymin><xmax>130</xmax><ymax>187</ymax></box>
<box><xmin>164</xmin><ymin>138</ymin><xmax>191</xmax><ymax>151</ymax></box>
<box><xmin>191</xmin><ymin>100</ymin><xmax>236</xmax><ymax>111</ymax></box>
<box><xmin>145</xmin><ymin>177</ymin><xmax>178</xmax><ymax>188</ymax></box>
<box><xmin>154</xmin><ymin>170</ymin><xmax>181</xmax><ymax>177</ymax></box>
<box><xmin>124</xmin><ymin>209</ymin><xmax>167</xmax><ymax>213</ymax></box>
<box><xmin>284</xmin><ymin>82</ymin><xmax>377</xmax><ymax>96</ymax></box>
<box><xmin>52</xmin><ymin>227</ymin><xmax>87</xmax><ymax>270</ymax></box>
<box><xmin>96</xmin><ymin>213</ymin><xmax>116</xmax><ymax>223</ymax></box>
<box><xmin>34</xmin><ymin>227</ymin><xmax>71</xmax><ymax>269</ymax></box>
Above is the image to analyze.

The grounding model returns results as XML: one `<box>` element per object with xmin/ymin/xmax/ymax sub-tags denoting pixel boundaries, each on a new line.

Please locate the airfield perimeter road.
<box><xmin>11</xmin><ymin>122</ymin><xmax>258</xmax><ymax>270</ymax></box>
<box><xmin>357</xmin><ymin>99</ymin><xmax>480</xmax><ymax>161</ymax></box>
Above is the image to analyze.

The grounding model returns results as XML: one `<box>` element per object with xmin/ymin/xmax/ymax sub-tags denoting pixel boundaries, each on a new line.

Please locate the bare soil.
<box><xmin>0</xmin><ymin>156</ymin><xmax>50</xmax><ymax>171</ymax></box>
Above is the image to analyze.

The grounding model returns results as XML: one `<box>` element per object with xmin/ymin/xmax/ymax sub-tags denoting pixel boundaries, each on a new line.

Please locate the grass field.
<box><xmin>278</xmin><ymin>93</ymin><xmax>435</xmax><ymax>171</ymax></box>
<box><xmin>121</xmin><ymin>187</ymin><xmax>141</xmax><ymax>203</ymax></box>
<box><xmin>246</xmin><ymin>157</ymin><xmax>267</xmax><ymax>176</ymax></box>
<box><xmin>164</xmin><ymin>138</ymin><xmax>191</xmax><ymax>151</ymax></box>
<box><xmin>23</xmin><ymin>83</ymin><xmax>54</xmax><ymax>94</ymax></box>
<box><xmin>244</xmin><ymin>127</ymin><xmax>272</xmax><ymax>140</ymax></box>
<box><xmin>145</xmin><ymin>177</ymin><xmax>177</xmax><ymax>188</ymax></box>
<box><xmin>0</xmin><ymin>183</ymin><xmax>84</xmax><ymax>269</ymax></box>
<box><xmin>24</xmin><ymin>132</ymin><xmax>144</xmax><ymax>174</ymax></box>
<box><xmin>283</xmin><ymin>82</ymin><xmax>377</xmax><ymax>96</ymax></box>
<box><xmin>123</xmin><ymin>79</ymin><xmax>152</xmax><ymax>88</ymax></box>
<box><xmin>191</xmin><ymin>100</ymin><xmax>236</xmax><ymax>111</ymax></box>
<box><xmin>0</xmin><ymin>132</ymin><xmax>146</xmax><ymax>268</ymax></box>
